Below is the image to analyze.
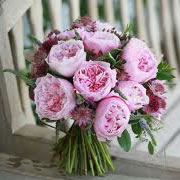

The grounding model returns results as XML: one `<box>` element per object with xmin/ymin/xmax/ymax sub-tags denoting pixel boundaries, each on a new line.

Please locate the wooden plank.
<box><xmin>160</xmin><ymin>0</ymin><xmax>179</xmax><ymax>79</ymax></box>
<box><xmin>0</xmin><ymin>6</ymin><xmax>26</xmax><ymax>132</ymax></box>
<box><xmin>135</xmin><ymin>0</ymin><xmax>149</xmax><ymax>43</ymax></box>
<box><xmin>2</xmin><ymin>0</ymin><xmax>33</xmax><ymax>32</ymax></box>
<box><xmin>68</xmin><ymin>0</ymin><xmax>80</xmax><ymax>23</ymax></box>
<box><xmin>172</xmin><ymin>0</ymin><xmax>180</xmax><ymax>62</ymax></box>
<box><xmin>147</xmin><ymin>0</ymin><xmax>162</xmax><ymax>61</ymax></box>
<box><xmin>104</xmin><ymin>0</ymin><xmax>114</xmax><ymax>24</ymax></box>
<box><xmin>87</xmin><ymin>0</ymin><xmax>98</xmax><ymax>20</ymax></box>
<box><xmin>119</xmin><ymin>0</ymin><xmax>130</xmax><ymax>31</ymax></box>
<box><xmin>9</xmin><ymin>18</ymin><xmax>35</xmax><ymax>127</ymax></box>
<box><xmin>27</xmin><ymin>0</ymin><xmax>44</xmax><ymax>41</ymax></box>
<box><xmin>47</xmin><ymin>0</ymin><xmax>62</xmax><ymax>30</ymax></box>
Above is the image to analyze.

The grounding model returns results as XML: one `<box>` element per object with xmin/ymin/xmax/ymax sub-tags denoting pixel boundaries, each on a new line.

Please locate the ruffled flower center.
<box><xmin>137</xmin><ymin>49</ymin><xmax>156</xmax><ymax>72</ymax></box>
<box><xmin>104</xmin><ymin>103</ymin><xmax>126</xmax><ymax>134</ymax></box>
<box><xmin>53</xmin><ymin>42</ymin><xmax>81</xmax><ymax>60</ymax></box>
<box><xmin>39</xmin><ymin>82</ymin><xmax>66</xmax><ymax>113</ymax></box>
<box><xmin>77</xmin><ymin>64</ymin><xmax>109</xmax><ymax>92</ymax></box>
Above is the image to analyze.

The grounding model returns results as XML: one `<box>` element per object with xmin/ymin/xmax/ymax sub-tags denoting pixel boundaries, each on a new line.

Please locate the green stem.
<box><xmin>81</xmin><ymin>130</ymin><xmax>88</xmax><ymax>176</ymax></box>
<box><xmin>84</xmin><ymin>133</ymin><xmax>103</xmax><ymax>176</ymax></box>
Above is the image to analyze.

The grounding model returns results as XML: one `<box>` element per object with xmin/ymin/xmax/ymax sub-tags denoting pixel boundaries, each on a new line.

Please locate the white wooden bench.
<box><xmin>0</xmin><ymin>0</ymin><xmax>180</xmax><ymax>179</ymax></box>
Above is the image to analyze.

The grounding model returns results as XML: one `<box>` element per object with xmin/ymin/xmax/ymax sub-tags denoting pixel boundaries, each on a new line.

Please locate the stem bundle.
<box><xmin>53</xmin><ymin>124</ymin><xmax>114</xmax><ymax>176</ymax></box>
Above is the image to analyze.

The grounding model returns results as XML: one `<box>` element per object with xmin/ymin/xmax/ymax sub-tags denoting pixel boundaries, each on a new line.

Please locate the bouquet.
<box><xmin>3</xmin><ymin>16</ymin><xmax>175</xmax><ymax>176</ymax></box>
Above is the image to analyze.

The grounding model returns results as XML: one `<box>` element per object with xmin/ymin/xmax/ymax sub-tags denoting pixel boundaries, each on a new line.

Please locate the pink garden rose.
<box><xmin>58</xmin><ymin>30</ymin><xmax>76</xmax><ymax>40</ymax></box>
<box><xmin>143</xmin><ymin>80</ymin><xmax>167</xmax><ymax>119</ymax></box>
<box><xmin>34</xmin><ymin>74</ymin><xmax>76</xmax><ymax>120</ymax></box>
<box><xmin>94</xmin><ymin>96</ymin><xmax>130</xmax><ymax>141</ymax></box>
<box><xmin>83</xmin><ymin>31</ymin><xmax>121</xmax><ymax>55</ymax></box>
<box><xmin>122</xmin><ymin>38</ymin><xmax>158</xmax><ymax>83</ymax></box>
<box><xmin>117</xmin><ymin>81</ymin><xmax>149</xmax><ymax>111</ymax></box>
<box><xmin>46</xmin><ymin>39</ymin><xmax>86</xmax><ymax>77</ymax></box>
<box><xmin>73</xmin><ymin>61</ymin><xmax>117</xmax><ymax>101</ymax></box>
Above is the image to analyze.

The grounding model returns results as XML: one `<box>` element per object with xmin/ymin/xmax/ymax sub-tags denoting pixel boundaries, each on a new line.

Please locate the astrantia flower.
<box><xmin>34</xmin><ymin>74</ymin><xmax>76</xmax><ymax>120</ymax></box>
<box><xmin>72</xmin><ymin>16</ymin><xmax>96</xmax><ymax>32</ymax></box>
<box><xmin>42</xmin><ymin>30</ymin><xmax>61</xmax><ymax>53</ymax></box>
<box><xmin>143</xmin><ymin>80</ymin><xmax>167</xmax><ymax>119</ymax></box>
<box><xmin>32</xmin><ymin>47</ymin><xmax>48</xmax><ymax>78</ymax></box>
<box><xmin>83</xmin><ymin>31</ymin><xmax>121</xmax><ymax>55</ymax></box>
<box><xmin>46</xmin><ymin>39</ymin><xmax>86</xmax><ymax>77</ymax></box>
<box><xmin>72</xmin><ymin>106</ymin><xmax>94</xmax><ymax>127</ymax></box>
<box><xmin>94</xmin><ymin>96</ymin><xmax>130</xmax><ymax>141</ymax></box>
<box><xmin>122</xmin><ymin>38</ymin><xmax>158</xmax><ymax>83</ymax></box>
<box><xmin>73</xmin><ymin>61</ymin><xmax>117</xmax><ymax>101</ymax></box>
<box><xmin>117</xmin><ymin>81</ymin><xmax>149</xmax><ymax>111</ymax></box>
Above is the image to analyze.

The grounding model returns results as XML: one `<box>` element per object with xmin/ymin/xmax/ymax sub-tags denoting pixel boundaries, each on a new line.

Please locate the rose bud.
<box><xmin>117</xmin><ymin>81</ymin><xmax>149</xmax><ymax>111</ymax></box>
<box><xmin>143</xmin><ymin>80</ymin><xmax>167</xmax><ymax>119</ymax></box>
<box><xmin>83</xmin><ymin>31</ymin><xmax>121</xmax><ymax>55</ymax></box>
<box><xmin>122</xmin><ymin>38</ymin><xmax>158</xmax><ymax>83</ymax></box>
<box><xmin>73</xmin><ymin>61</ymin><xmax>117</xmax><ymax>102</ymax></box>
<box><xmin>94</xmin><ymin>96</ymin><xmax>130</xmax><ymax>141</ymax></box>
<box><xmin>46</xmin><ymin>39</ymin><xmax>86</xmax><ymax>77</ymax></box>
<box><xmin>34</xmin><ymin>74</ymin><xmax>76</xmax><ymax>120</ymax></box>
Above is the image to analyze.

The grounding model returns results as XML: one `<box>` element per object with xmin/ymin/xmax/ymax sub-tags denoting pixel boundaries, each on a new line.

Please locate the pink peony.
<box><xmin>94</xmin><ymin>96</ymin><xmax>130</xmax><ymax>141</ymax></box>
<box><xmin>71</xmin><ymin>106</ymin><xmax>94</xmax><ymax>127</ymax></box>
<box><xmin>122</xmin><ymin>38</ymin><xmax>158</xmax><ymax>83</ymax></box>
<box><xmin>83</xmin><ymin>31</ymin><xmax>121</xmax><ymax>55</ymax></box>
<box><xmin>46</xmin><ymin>39</ymin><xmax>86</xmax><ymax>77</ymax></box>
<box><xmin>73</xmin><ymin>61</ymin><xmax>117</xmax><ymax>101</ymax></box>
<box><xmin>117</xmin><ymin>81</ymin><xmax>149</xmax><ymax>111</ymax></box>
<box><xmin>143</xmin><ymin>80</ymin><xmax>167</xmax><ymax>119</ymax></box>
<box><xmin>34</xmin><ymin>74</ymin><xmax>76</xmax><ymax>120</ymax></box>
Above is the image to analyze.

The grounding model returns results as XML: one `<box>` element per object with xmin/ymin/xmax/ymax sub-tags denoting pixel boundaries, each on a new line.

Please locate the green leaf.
<box><xmin>132</xmin><ymin>123</ymin><xmax>142</xmax><ymax>135</ymax></box>
<box><xmin>130</xmin><ymin>114</ymin><xmax>153</xmax><ymax>121</ymax></box>
<box><xmin>28</xmin><ymin>35</ymin><xmax>42</xmax><ymax>46</ymax></box>
<box><xmin>3</xmin><ymin>69</ymin><xmax>35</xmax><ymax>88</ymax></box>
<box><xmin>74</xmin><ymin>29</ymin><xmax>81</xmax><ymax>40</ymax></box>
<box><xmin>148</xmin><ymin>141</ymin><xmax>154</xmax><ymax>155</ymax></box>
<box><xmin>128</xmin><ymin>119</ymin><xmax>140</xmax><ymax>125</ymax></box>
<box><xmin>157</xmin><ymin>60</ymin><xmax>175</xmax><ymax>81</ymax></box>
<box><xmin>113</xmin><ymin>88</ymin><xmax>127</xmax><ymax>100</ymax></box>
<box><xmin>123</xmin><ymin>23</ymin><xmax>134</xmax><ymax>36</ymax></box>
<box><xmin>117</xmin><ymin>129</ymin><xmax>131</xmax><ymax>152</ymax></box>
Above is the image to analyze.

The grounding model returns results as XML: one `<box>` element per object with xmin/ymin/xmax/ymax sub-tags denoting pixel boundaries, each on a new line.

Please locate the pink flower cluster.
<box><xmin>32</xmin><ymin>17</ymin><xmax>167</xmax><ymax>142</ymax></box>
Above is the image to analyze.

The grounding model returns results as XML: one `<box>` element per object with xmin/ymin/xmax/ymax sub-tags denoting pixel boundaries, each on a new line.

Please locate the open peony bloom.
<box><xmin>46</xmin><ymin>39</ymin><xmax>86</xmax><ymax>77</ymax></box>
<box><xmin>122</xmin><ymin>38</ymin><xmax>158</xmax><ymax>83</ymax></box>
<box><xmin>72</xmin><ymin>106</ymin><xmax>94</xmax><ymax>127</ymax></box>
<box><xmin>117</xmin><ymin>81</ymin><xmax>149</xmax><ymax>111</ymax></box>
<box><xmin>94</xmin><ymin>96</ymin><xmax>130</xmax><ymax>141</ymax></box>
<box><xmin>34</xmin><ymin>74</ymin><xmax>76</xmax><ymax>120</ymax></box>
<box><xmin>73</xmin><ymin>61</ymin><xmax>117</xmax><ymax>102</ymax></box>
<box><xmin>83</xmin><ymin>31</ymin><xmax>121</xmax><ymax>55</ymax></box>
<box><xmin>143</xmin><ymin>80</ymin><xmax>167</xmax><ymax>119</ymax></box>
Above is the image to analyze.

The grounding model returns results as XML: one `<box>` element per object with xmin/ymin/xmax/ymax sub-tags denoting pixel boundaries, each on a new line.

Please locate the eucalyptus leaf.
<box><xmin>117</xmin><ymin>129</ymin><xmax>131</xmax><ymax>152</ymax></box>
<box><xmin>131</xmin><ymin>123</ymin><xmax>142</xmax><ymax>135</ymax></box>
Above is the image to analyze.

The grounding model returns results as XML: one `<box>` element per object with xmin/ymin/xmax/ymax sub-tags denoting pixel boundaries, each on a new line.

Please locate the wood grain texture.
<box><xmin>27</xmin><ymin>0</ymin><xmax>44</xmax><ymax>41</ymax></box>
<box><xmin>68</xmin><ymin>0</ymin><xmax>80</xmax><ymax>23</ymax></box>
<box><xmin>87</xmin><ymin>0</ymin><xmax>98</xmax><ymax>20</ymax></box>
<box><xmin>104</xmin><ymin>0</ymin><xmax>114</xmax><ymax>24</ymax></box>
<box><xmin>2</xmin><ymin>0</ymin><xmax>33</xmax><ymax>32</ymax></box>
<box><xmin>0</xmin><ymin>7</ymin><xmax>26</xmax><ymax>132</ymax></box>
<box><xmin>135</xmin><ymin>0</ymin><xmax>149</xmax><ymax>43</ymax></box>
<box><xmin>119</xmin><ymin>0</ymin><xmax>130</xmax><ymax>31</ymax></box>
<box><xmin>147</xmin><ymin>0</ymin><xmax>162</xmax><ymax>60</ymax></box>
<box><xmin>9</xmin><ymin>18</ymin><xmax>35</xmax><ymax>129</ymax></box>
<box><xmin>160</xmin><ymin>0</ymin><xmax>179</xmax><ymax>79</ymax></box>
<box><xmin>48</xmin><ymin>0</ymin><xmax>62</xmax><ymax>30</ymax></box>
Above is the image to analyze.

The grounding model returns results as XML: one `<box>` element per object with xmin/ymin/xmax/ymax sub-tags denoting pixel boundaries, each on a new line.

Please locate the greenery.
<box><xmin>117</xmin><ymin>129</ymin><xmax>131</xmax><ymax>152</ymax></box>
<box><xmin>157</xmin><ymin>60</ymin><xmax>175</xmax><ymax>81</ymax></box>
